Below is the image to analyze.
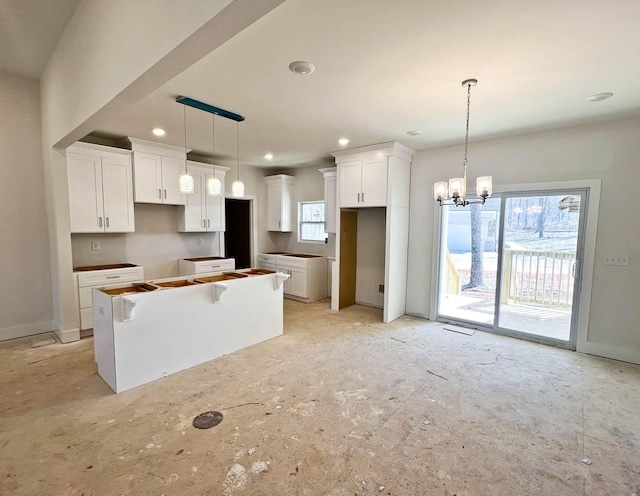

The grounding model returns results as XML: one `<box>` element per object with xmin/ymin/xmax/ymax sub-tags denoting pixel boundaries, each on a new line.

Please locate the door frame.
<box><xmin>222</xmin><ymin>194</ymin><xmax>257</xmax><ymax>268</ymax></box>
<box><xmin>430</xmin><ymin>179</ymin><xmax>601</xmax><ymax>353</ymax></box>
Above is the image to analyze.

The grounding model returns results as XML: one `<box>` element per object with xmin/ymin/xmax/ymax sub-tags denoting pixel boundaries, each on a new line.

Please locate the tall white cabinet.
<box><xmin>331</xmin><ymin>142</ymin><xmax>414</xmax><ymax>323</ymax></box>
<box><xmin>266</xmin><ymin>174</ymin><xmax>294</xmax><ymax>232</ymax></box>
<box><xmin>66</xmin><ymin>142</ymin><xmax>135</xmax><ymax>233</ymax></box>
<box><xmin>128</xmin><ymin>138</ymin><xmax>187</xmax><ymax>205</ymax></box>
<box><xmin>319</xmin><ymin>168</ymin><xmax>337</xmax><ymax>233</ymax></box>
<box><xmin>177</xmin><ymin>162</ymin><xmax>229</xmax><ymax>232</ymax></box>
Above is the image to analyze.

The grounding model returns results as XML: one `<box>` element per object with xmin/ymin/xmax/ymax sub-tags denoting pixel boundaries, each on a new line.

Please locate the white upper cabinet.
<box><xmin>338</xmin><ymin>157</ymin><xmax>388</xmax><ymax>207</ymax></box>
<box><xmin>66</xmin><ymin>143</ymin><xmax>134</xmax><ymax>233</ymax></box>
<box><xmin>333</xmin><ymin>142</ymin><xmax>414</xmax><ymax>209</ymax></box>
<box><xmin>319</xmin><ymin>168</ymin><xmax>337</xmax><ymax>233</ymax></box>
<box><xmin>177</xmin><ymin>162</ymin><xmax>228</xmax><ymax>232</ymax></box>
<box><xmin>128</xmin><ymin>138</ymin><xmax>187</xmax><ymax>205</ymax></box>
<box><xmin>266</xmin><ymin>174</ymin><xmax>294</xmax><ymax>232</ymax></box>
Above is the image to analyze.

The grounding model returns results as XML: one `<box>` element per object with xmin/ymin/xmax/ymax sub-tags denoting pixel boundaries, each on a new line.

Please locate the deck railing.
<box><xmin>445</xmin><ymin>249</ymin><xmax>461</xmax><ymax>295</ymax></box>
<box><xmin>501</xmin><ymin>249</ymin><xmax>576</xmax><ymax>307</ymax></box>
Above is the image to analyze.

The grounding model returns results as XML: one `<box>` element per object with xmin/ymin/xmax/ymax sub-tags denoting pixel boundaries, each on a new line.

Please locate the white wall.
<box><xmin>356</xmin><ymin>208</ymin><xmax>386</xmax><ymax>308</ymax></box>
<box><xmin>407</xmin><ymin>116</ymin><xmax>640</xmax><ymax>364</ymax></box>
<box><xmin>0</xmin><ymin>72</ymin><xmax>54</xmax><ymax>339</ymax></box>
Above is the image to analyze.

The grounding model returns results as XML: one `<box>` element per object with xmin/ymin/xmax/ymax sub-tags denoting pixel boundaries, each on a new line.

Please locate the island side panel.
<box><xmin>92</xmin><ymin>288</ymin><xmax>118</xmax><ymax>392</ymax></box>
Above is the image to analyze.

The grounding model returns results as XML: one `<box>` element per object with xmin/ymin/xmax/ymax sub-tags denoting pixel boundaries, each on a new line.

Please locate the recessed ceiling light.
<box><xmin>407</xmin><ymin>130</ymin><xmax>422</xmax><ymax>136</ymax></box>
<box><xmin>152</xmin><ymin>128</ymin><xmax>166</xmax><ymax>136</ymax></box>
<box><xmin>289</xmin><ymin>61</ymin><xmax>315</xmax><ymax>75</ymax></box>
<box><xmin>264</xmin><ymin>153</ymin><xmax>274</xmax><ymax>160</ymax></box>
<box><xmin>338</xmin><ymin>138</ymin><xmax>350</xmax><ymax>146</ymax></box>
<box><xmin>587</xmin><ymin>92</ymin><xmax>613</xmax><ymax>102</ymax></box>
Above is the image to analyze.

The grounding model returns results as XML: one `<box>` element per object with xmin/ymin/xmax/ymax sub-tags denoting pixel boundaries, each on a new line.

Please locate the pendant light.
<box><xmin>178</xmin><ymin>105</ymin><xmax>195</xmax><ymax>194</ymax></box>
<box><xmin>231</xmin><ymin>121</ymin><xmax>245</xmax><ymax>198</ymax></box>
<box><xmin>207</xmin><ymin>114</ymin><xmax>222</xmax><ymax>196</ymax></box>
<box><xmin>434</xmin><ymin>79</ymin><xmax>492</xmax><ymax>206</ymax></box>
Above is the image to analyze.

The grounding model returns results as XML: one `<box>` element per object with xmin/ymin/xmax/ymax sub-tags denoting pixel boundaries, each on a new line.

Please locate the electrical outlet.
<box><xmin>198</xmin><ymin>238</ymin><xmax>205</xmax><ymax>246</ymax></box>
<box><xmin>603</xmin><ymin>253</ymin><xmax>629</xmax><ymax>266</ymax></box>
<box><xmin>91</xmin><ymin>241</ymin><xmax>100</xmax><ymax>251</ymax></box>
<box><xmin>379</xmin><ymin>284</ymin><xmax>385</xmax><ymax>293</ymax></box>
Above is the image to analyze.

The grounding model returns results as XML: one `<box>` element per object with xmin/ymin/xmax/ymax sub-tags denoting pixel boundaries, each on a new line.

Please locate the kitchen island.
<box><xmin>92</xmin><ymin>269</ymin><xmax>288</xmax><ymax>393</ymax></box>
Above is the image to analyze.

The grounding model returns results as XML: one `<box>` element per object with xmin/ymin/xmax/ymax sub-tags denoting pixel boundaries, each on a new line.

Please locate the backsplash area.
<box><xmin>71</xmin><ymin>203</ymin><xmax>222</xmax><ymax>279</ymax></box>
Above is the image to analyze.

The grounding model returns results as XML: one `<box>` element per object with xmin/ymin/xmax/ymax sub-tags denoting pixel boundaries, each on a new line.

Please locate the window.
<box><xmin>298</xmin><ymin>201</ymin><xmax>327</xmax><ymax>243</ymax></box>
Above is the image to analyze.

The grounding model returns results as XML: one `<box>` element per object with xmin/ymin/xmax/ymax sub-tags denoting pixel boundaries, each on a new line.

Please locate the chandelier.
<box><xmin>434</xmin><ymin>79</ymin><xmax>492</xmax><ymax>207</ymax></box>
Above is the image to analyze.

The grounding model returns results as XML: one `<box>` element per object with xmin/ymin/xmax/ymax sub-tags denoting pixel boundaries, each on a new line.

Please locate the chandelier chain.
<box><xmin>463</xmin><ymin>81</ymin><xmax>472</xmax><ymax>168</ymax></box>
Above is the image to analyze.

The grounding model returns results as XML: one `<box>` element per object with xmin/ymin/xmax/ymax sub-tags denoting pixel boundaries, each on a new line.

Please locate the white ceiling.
<box><xmin>4</xmin><ymin>0</ymin><xmax>640</xmax><ymax>168</ymax></box>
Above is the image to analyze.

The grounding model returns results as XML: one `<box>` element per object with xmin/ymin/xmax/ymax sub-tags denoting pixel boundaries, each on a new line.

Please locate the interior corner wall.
<box><xmin>407</xmin><ymin>116</ymin><xmax>640</xmax><ymax>364</ymax></box>
<box><xmin>0</xmin><ymin>72</ymin><xmax>54</xmax><ymax>340</ymax></box>
<box><xmin>356</xmin><ymin>208</ymin><xmax>386</xmax><ymax>308</ymax></box>
<box><xmin>263</xmin><ymin>165</ymin><xmax>336</xmax><ymax>257</ymax></box>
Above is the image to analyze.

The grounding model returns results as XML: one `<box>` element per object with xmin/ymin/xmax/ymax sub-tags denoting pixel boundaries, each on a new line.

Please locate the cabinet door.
<box><xmin>101</xmin><ymin>156</ymin><xmax>135</xmax><ymax>232</ymax></box>
<box><xmin>287</xmin><ymin>267</ymin><xmax>307</xmax><ymax>297</ymax></box>
<box><xmin>324</xmin><ymin>174</ymin><xmax>337</xmax><ymax>233</ymax></box>
<box><xmin>161</xmin><ymin>157</ymin><xmax>186</xmax><ymax>205</ymax></box>
<box><xmin>182</xmin><ymin>170</ymin><xmax>206</xmax><ymax>231</ymax></box>
<box><xmin>338</xmin><ymin>160</ymin><xmax>362</xmax><ymax>207</ymax></box>
<box><xmin>266</xmin><ymin>180</ymin><xmax>283</xmax><ymax>231</ymax></box>
<box><xmin>361</xmin><ymin>157</ymin><xmax>388</xmax><ymax>206</ymax></box>
<box><xmin>205</xmin><ymin>170</ymin><xmax>225</xmax><ymax>231</ymax></box>
<box><xmin>133</xmin><ymin>152</ymin><xmax>163</xmax><ymax>203</ymax></box>
<box><xmin>67</xmin><ymin>152</ymin><xmax>104</xmax><ymax>232</ymax></box>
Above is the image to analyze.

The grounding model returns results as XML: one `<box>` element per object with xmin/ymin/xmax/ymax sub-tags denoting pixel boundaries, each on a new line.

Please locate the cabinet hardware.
<box><xmin>362</xmin><ymin>192</ymin><xmax>364</xmax><ymax>202</ymax></box>
<box><xmin>357</xmin><ymin>193</ymin><xmax>360</xmax><ymax>203</ymax></box>
<box><xmin>106</xmin><ymin>275</ymin><xmax>120</xmax><ymax>279</ymax></box>
<box><xmin>211</xmin><ymin>265</ymin><xmax>220</xmax><ymax>269</ymax></box>
<box><xmin>164</xmin><ymin>189</ymin><xmax>167</xmax><ymax>199</ymax></box>
<box><xmin>203</xmin><ymin>219</ymin><xmax>206</xmax><ymax>228</ymax></box>
<box><xmin>207</xmin><ymin>219</ymin><xmax>210</xmax><ymax>228</ymax></box>
<box><xmin>158</xmin><ymin>189</ymin><xmax>162</xmax><ymax>199</ymax></box>
<box><xmin>98</xmin><ymin>217</ymin><xmax>103</xmax><ymax>227</ymax></box>
<box><xmin>106</xmin><ymin>217</ymin><xmax>109</xmax><ymax>228</ymax></box>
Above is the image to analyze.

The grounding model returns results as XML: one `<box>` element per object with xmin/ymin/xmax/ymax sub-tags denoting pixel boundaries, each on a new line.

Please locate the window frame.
<box><xmin>298</xmin><ymin>200</ymin><xmax>327</xmax><ymax>244</ymax></box>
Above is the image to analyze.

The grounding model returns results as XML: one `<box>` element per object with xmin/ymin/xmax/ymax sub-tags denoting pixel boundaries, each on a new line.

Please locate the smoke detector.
<box><xmin>289</xmin><ymin>61</ymin><xmax>315</xmax><ymax>75</ymax></box>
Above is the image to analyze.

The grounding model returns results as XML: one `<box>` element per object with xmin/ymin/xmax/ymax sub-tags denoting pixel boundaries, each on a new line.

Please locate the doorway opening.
<box><xmin>225</xmin><ymin>198</ymin><xmax>252</xmax><ymax>269</ymax></box>
<box><xmin>436</xmin><ymin>189</ymin><xmax>587</xmax><ymax>348</ymax></box>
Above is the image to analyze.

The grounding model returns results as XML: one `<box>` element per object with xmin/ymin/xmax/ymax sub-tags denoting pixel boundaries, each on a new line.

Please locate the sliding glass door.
<box><xmin>436</xmin><ymin>189</ymin><xmax>587</xmax><ymax>348</ymax></box>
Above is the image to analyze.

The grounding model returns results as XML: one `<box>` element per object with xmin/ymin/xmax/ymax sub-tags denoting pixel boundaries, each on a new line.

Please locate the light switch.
<box><xmin>91</xmin><ymin>241</ymin><xmax>100</xmax><ymax>251</ymax></box>
<box><xmin>198</xmin><ymin>238</ymin><xmax>205</xmax><ymax>246</ymax></box>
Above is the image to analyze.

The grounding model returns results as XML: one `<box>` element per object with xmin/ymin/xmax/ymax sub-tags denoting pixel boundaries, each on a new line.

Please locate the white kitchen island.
<box><xmin>92</xmin><ymin>270</ymin><xmax>288</xmax><ymax>393</ymax></box>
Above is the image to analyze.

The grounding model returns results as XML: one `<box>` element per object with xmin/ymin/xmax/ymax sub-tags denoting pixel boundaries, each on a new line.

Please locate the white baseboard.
<box><xmin>578</xmin><ymin>341</ymin><xmax>640</xmax><ymax>366</ymax></box>
<box><xmin>355</xmin><ymin>300</ymin><xmax>384</xmax><ymax>310</ymax></box>
<box><xmin>55</xmin><ymin>326</ymin><xmax>80</xmax><ymax>344</ymax></box>
<box><xmin>0</xmin><ymin>321</ymin><xmax>56</xmax><ymax>342</ymax></box>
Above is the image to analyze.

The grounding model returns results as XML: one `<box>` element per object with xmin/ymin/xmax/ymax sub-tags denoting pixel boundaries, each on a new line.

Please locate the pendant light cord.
<box><xmin>462</xmin><ymin>81</ymin><xmax>472</xmax><ymax>199</ymax></box>
<box><xmin>236</xmin><ymin>122</ymin><xmax>240</xmax><ymax>181</ymax></box>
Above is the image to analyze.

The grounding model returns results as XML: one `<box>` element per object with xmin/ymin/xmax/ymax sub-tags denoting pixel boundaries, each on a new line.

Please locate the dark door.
<box><xmin>225</xmin><ymin>198</ymin><xmax>252</xmax><ymax>269</ymax></box>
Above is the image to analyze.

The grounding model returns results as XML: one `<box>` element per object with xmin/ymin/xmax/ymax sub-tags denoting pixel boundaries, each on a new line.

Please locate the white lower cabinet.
<box><xmin>178</xmin><ymin>257</ymin><xmax>235</xmax><ymax>276</ymax></box>
<box><xmin>257</xmin><ymin>254</ymin><xmax>327</xmax><ymax>302</ymax></box>
<box><xmin>74</xmin><ymin>264</ymin><xmax>144</xmax><ymax>330</ymax></box>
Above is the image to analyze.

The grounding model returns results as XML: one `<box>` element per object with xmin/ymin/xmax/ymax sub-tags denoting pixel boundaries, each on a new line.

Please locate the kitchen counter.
<box><xmin>92</xmin><ymin>269</ymin><xmax>288</xmax><ymax>393</ymax></box>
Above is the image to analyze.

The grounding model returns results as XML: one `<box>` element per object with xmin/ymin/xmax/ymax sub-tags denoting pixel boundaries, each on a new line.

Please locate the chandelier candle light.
<box><xmin>434</xmin><ymin>79</ymin><xmax>492</xmax><ymax>206</ymax></box>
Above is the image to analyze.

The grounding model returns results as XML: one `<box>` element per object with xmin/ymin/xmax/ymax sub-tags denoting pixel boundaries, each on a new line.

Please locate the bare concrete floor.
<box><xmin>1</xmin><ymin>300</ymin><xmax>639</xmax><ymax>495</ymax></box>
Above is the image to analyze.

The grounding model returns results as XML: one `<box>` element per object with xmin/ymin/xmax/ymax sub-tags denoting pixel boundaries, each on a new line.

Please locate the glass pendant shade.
<box><xmin>179</xmin><ymin>173</ymin><xmax>195</xmax><ymax>194</ymax></box>
<box><xmin>449</xmin><ymin>178</ymin><xmax>465</xmax><ymax>199</ymax></box>
<box><xmin>207</xmin><ymin>176</ymin><xmax>222</xmax><ymax>196</ymax></box>
<box><xmin>434</xmin><ymin>181</ymin><xmax>448</xmax><ymax>201</ymax></box>
<box><xmin>476</xmin><ymin>176</ymin><xmax>492</xmax><ymax>197</ymax></box>
<box><xmin>232</xmin><ymin>180</ymin><xmax>245</xmax><ymax>198</ymax></box>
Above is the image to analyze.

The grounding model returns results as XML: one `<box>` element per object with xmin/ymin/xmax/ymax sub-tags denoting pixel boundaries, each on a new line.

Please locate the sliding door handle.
<box><xmin>572</xmin><ymin>262</ymin><xmax>580</xmax><ymax>278</ymax></box>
